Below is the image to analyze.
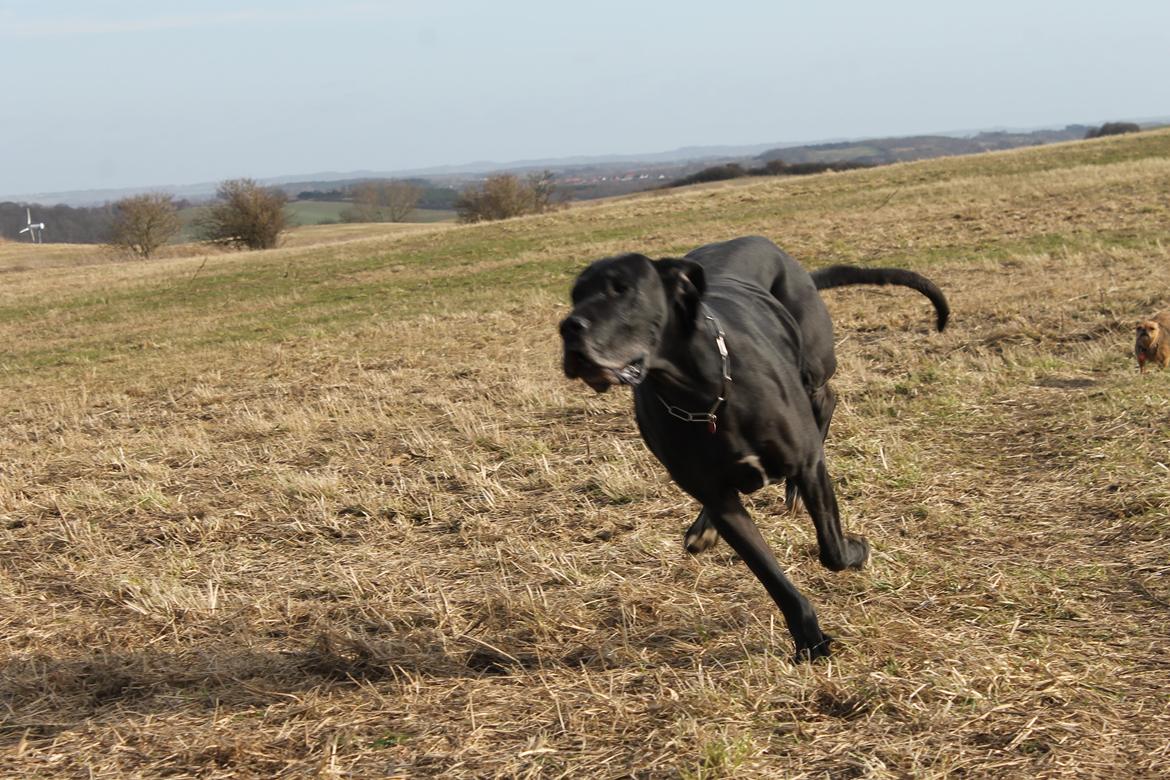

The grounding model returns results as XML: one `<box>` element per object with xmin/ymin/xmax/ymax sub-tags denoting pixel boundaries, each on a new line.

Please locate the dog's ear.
<box><xmin>655</xmin><ymin>258</ymin><xmax>706</xmax><ymax>322</ymax></box>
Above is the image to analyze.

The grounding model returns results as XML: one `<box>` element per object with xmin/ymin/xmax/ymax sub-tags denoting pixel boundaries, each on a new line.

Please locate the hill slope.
<box><xmin>755</xmin><ymin>126</ymin><xmax>1094</xmax><ymax>166</ymax></box>
<box><xmin>1</xmin><ymin>130</ymin><xmax>1168</xmax><ymax>778</ymax></box>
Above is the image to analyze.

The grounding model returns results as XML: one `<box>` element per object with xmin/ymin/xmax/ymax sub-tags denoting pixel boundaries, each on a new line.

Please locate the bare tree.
<box><xmin>454</xmin><ymin>171</ymin><xmax>559</xmax><ymax>223</ymax></box>
<box><xmin>342</xmin><ymin>180</ymin><xmax>422</xmax><ymax>223</ymax></box>
<box><xmin>108</xmin><ymin>193</ymin><xmax>181</xmax><ymax>259</ymax></box>
<box><xmin>526</xmin><ymin>170</ymin><xmax>557</xmax><ymax>213</ymax></box>
<box><xmin>195</xmin><ymin>178</ymin><xmax>287</xmax><ymax>250</ymax></box>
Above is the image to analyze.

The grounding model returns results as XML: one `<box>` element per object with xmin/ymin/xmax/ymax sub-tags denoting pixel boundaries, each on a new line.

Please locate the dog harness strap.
<box><xmin>656</xmin><ymin>305</ymin><xmax>731</xmax><ymax>434</ymax></box>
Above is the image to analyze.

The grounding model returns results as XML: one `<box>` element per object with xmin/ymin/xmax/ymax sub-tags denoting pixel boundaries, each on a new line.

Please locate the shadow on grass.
<box><xmin>0</xmin><ymin>620</ymin><xmax>756</xmax><ymax>744</ymax></box>
<box><xmin>0</xmin><ymin>630</ymin><xmax>462</xmax><ymax>743</ymax></box>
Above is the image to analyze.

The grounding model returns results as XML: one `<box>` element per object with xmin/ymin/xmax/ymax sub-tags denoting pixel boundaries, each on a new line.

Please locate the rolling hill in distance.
<box><xmin>6</xmin><ymin>118</ymin><xmax>1166</xmax><ymax>208</ymax></box>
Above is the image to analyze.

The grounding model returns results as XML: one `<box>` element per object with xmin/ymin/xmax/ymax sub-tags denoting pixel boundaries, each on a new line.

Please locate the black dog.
<box><xmin>560</xmin><ymin>236</ymin><xmax>948</xmax><ymax>660</ymax></box>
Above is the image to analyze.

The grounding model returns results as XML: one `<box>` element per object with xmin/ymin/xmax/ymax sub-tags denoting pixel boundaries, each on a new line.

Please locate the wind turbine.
<box><xmin>19</xmin><ymin>208</ymin><xmax>45</xmax><ymax>243</ymax></box>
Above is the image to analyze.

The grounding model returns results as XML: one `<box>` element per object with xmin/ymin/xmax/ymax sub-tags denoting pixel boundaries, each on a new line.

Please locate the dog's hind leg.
<box><xmin>796</xmin><ymin>457</ymin><xmax>870</xmax><ymax>571</ymax></box>
<box><xmin>812</xmin><ymin>383</ymin><xmax>837</xmax><ymax>441</ymax></box>
<box><xmin>684</xmin><ymin>509</ymin><xmax>719</xmax><ymax>554</ymax></box>
<box><xmin>704</xmin><ymin>493</ymin><xmax>832</xmax><ymax>661</ymax></box>
<box><xmin>786</xmin><ymin>384</ymin><xmax>838</xmax><ymax>511</ymax></box>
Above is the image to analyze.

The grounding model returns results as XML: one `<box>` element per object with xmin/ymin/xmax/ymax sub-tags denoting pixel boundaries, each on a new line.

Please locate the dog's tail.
<box><xmin>811</xmin><ymin>265</ymin><xmax>950</xmax><ymax>332</ymax></box>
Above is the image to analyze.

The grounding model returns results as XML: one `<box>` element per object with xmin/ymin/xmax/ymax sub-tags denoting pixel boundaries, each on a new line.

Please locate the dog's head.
<box><xmin>1136</xmin><ymin>319</ymin><xmax>1160</xmax><ymax>350</ymax></box>
<box><xmin>560</xmin><ymin>253</ymin><xmax>705</xmax><ymax>392</ymax></box>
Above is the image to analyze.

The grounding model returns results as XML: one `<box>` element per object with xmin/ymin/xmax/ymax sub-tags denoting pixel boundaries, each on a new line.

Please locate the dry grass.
<box><xmin>1</xmin><ymin>130</ymin><xmax>1169</xmax><ymax>778</ymax></box>
<box><xmin>277</xmin><ymin>222</ymin><xmax>453</xmax><ymax>248</ymax></box>
<box><xmin>0</xmin><ymin>222</ymin><xmax>449</xmax><ymax>275</ymax></box>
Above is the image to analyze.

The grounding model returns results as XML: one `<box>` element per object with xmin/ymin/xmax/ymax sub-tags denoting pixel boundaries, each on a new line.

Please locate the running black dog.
<box><xmin>560</xmin><ymin>236</ymin><xmax>948</xmax><ymax>660</ymax></box>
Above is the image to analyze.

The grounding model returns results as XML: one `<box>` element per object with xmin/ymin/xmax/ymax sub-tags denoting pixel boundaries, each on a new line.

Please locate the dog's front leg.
<box><xmin>797</xmin><ymin>458</ymin><xmax>871</xmax><ymax>571</ymax></box>
<box><xmin>704</xmin><ymin>493</ymin><xmax>831</xmax><ymax>661</ymax></box>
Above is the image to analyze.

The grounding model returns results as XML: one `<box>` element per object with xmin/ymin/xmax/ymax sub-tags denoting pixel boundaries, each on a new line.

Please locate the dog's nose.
<box><xmin>560</xmin><ymin>315</ymin><xmax>589</xmax><ymax>341</ymax></box>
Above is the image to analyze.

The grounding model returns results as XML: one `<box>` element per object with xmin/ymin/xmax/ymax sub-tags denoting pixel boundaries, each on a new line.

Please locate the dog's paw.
<box><xmin>818</xmin><ymin>535</ymin><xmax>871</xmax><ymax>571</ymax></box>
<box><xmin>684</xmin><ymin>523</ymin><xmax>719</xmax><ymax>554</ymax></box>
<box><xmin>794</xmin><ymin>633</ymin><xmax>833</xmax><ymax>663</ymax></box>
<box><xmin>847</xmin><ymin>535</ymin><xmax>871</xmax><ymax>570</ymax></box>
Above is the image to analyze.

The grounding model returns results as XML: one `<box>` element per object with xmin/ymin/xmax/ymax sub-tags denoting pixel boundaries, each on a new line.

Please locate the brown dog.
<box><xmin>1135</xmin><ymin>312</ymin><xmax>1170</xmax><ymax>372</ymax></box>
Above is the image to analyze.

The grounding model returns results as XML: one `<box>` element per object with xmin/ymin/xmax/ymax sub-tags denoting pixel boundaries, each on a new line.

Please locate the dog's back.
<box><xmin>685</xmin><ymin>236</ymin><xmax>838</xmax><ymax>387</ymax></box>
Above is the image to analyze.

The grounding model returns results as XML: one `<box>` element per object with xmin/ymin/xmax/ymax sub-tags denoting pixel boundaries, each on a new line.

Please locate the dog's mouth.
<box><xmin>563</xmin><ymin>349</ymin><xmax>646</xmax><ymax>393</ymax></box>
<box><xmin>615</xmin><ymin>356</ymin><xmax>646</xmax><ymax>386</ymax></box>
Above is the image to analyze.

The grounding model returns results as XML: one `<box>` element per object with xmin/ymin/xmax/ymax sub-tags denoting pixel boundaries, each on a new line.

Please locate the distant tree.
<box><xmin>454</xmin><ymin>171</ymin><xmax>559</xmax><ymax>223</ymax></box>
<box><xmin>784</xmin><ymin>161</ymin><xmax>871</xmax><ymax>176</ymax></box>
<box><xmin>1085</xmin><ymin>122</ymin><xmax>1141</xmax><ymax>139</ymax></box>
<box><xmin>109</xmin><ymin>193</ymin><xmax>181</xmax><ymax>259</ymax></box>
<box><xmin>752</xmin><ymin>160</ymin><xmax>790</xmax><ymax>176</ymax></box>
<box><xmin>341</xmin><ymin>180</ymin><xmax>422</xmax><ymax>223</ymax></box>
<box><xmin>297</xmin><ymin>188</ymin><xmax>349</xmax><ymax>202</ymax></box>
<box><xmin>667</xmin><ymin>163</ymin><xmax>747</xmax><ymax>188</ymax></box>
<box><xmin>666</xmin><ymin>159</ymin><xmax>873</xmax><ymax>189</ymax></box>
<box><xmin>195</xmin><ymin>178</ymin><xmax>287</xmax><ymax>250</ymax></box>
<box><xmin>455</xmin><ymin>175</ymin><xmax>525</xmax><ymax>223</ymax></box>
<box><xmin>527</xmin><ymin>170</ymin><xmax>557</xmax><ymax>214</ymax></box>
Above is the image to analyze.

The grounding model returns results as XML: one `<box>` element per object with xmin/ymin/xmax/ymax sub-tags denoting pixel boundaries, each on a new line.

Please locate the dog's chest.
<box><xmin>635</xmin><ymin>401</ymin><xmax>781</xmax><ymax>498</ymax></box>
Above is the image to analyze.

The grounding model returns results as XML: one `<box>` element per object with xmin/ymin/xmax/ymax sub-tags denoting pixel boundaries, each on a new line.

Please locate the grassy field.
<box><xmin>282</xmin><ymin>201</ymin><xmax>455</xmax><ymax>227</ymax></box>
<box><xmin>0</xmin><ymin>223</ymin><xmax>452</xmax><ymax>275</ymax></box>
<box><xmin>1</xmin><ymin>130</ymin><xmax>1169</xmax><ymax>778</ymax></box>
<box><xmin>175</xmin><ymin>202</ymin><xmax>454</xmax><ymax>241</ymax></box>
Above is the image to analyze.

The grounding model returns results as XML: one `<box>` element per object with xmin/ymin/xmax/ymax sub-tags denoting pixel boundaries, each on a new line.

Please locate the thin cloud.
<box><xmin>0</xmin><ymin>4</ymin><xmax>391</xmax><ymax>38</ymax></box>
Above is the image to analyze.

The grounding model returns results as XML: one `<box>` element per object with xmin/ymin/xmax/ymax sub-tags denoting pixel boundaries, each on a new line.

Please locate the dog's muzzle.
<box><xmin>563</xmin><ymin>348</ymin><xmax>614</xmax><ymax>393</ymax></box>
<box><xmin>561</xmin><ymin>316</ymin><xmax>646</xmax><ymax>392</ymax></box>
<box><xmin>563</xmin><ymin>349</ymin><xmax>646</xmax><ymax>392</ymax></box>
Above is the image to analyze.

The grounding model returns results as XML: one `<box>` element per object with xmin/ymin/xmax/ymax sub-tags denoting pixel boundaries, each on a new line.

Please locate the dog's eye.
<box><xmin>608</xmin><ymin>279</ymin><xmax>628</xmax><ymax>297</ymax></box>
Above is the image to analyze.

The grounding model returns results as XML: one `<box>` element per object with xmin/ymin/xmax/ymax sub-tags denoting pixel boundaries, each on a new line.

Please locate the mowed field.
<box><xmin>172</xmin><ymin>202</ymin><xmax>455</xmax><ymax>242</ymax></box>
<box><xmin>283</xmin><ymin>201</ymin><xmax>455</xmax><ymax>227</ymax></box>
<box><xmin>1</xmin><ymin>131</ymin><xmax>1168</xmax><ymax>778</ymax></box>
<box><xmin>0</xmin><ymin>222</ymin><xmax>450</xmax><ymax>275</ymax></box>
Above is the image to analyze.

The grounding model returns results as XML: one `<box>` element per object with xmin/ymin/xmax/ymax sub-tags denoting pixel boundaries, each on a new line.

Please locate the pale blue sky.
<box><xmin>2</xmin><ymin>1</ymin><xmax>1167</xmax><ymax>195</ymax></box>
